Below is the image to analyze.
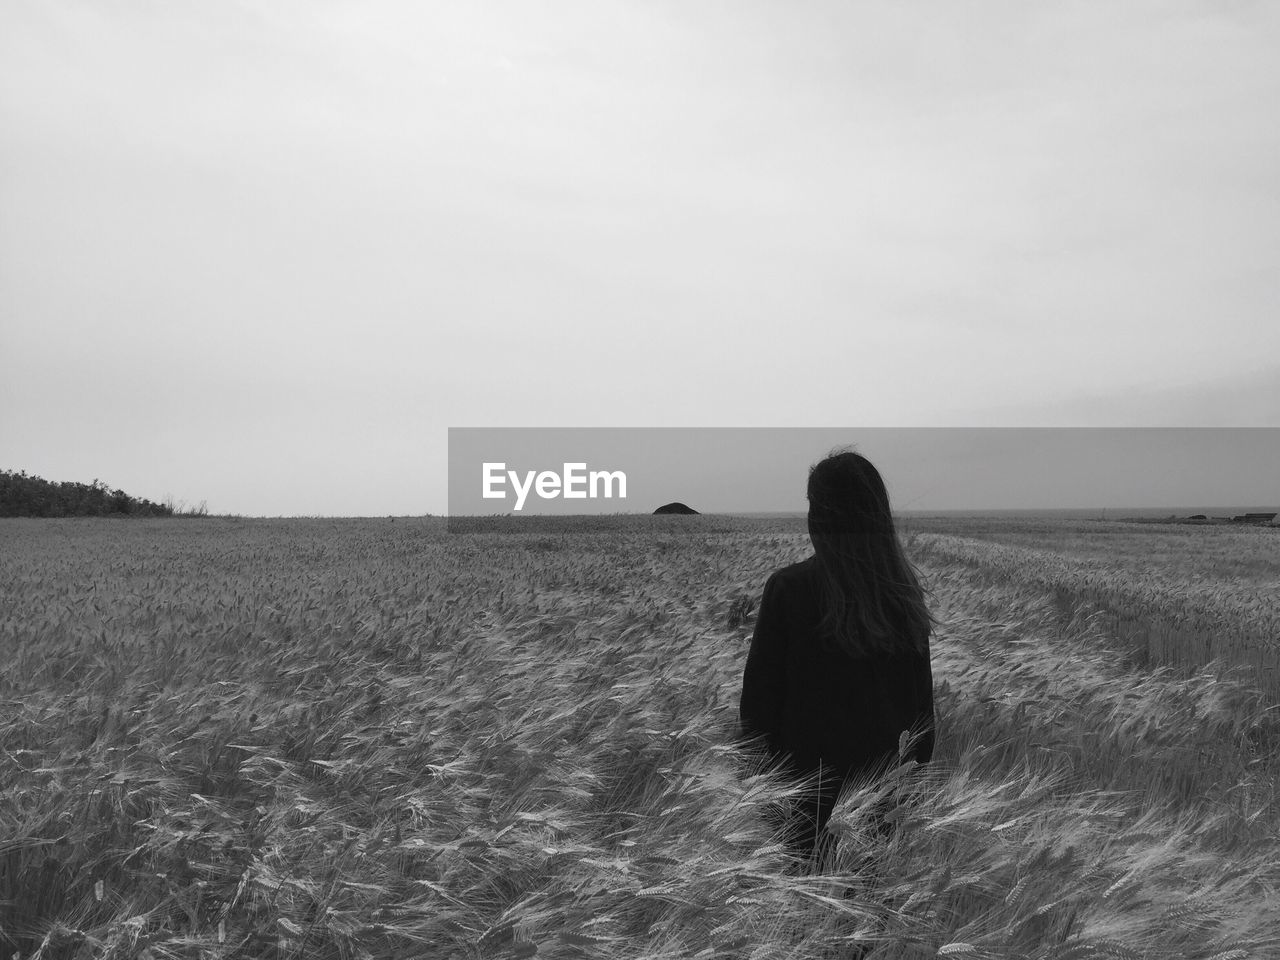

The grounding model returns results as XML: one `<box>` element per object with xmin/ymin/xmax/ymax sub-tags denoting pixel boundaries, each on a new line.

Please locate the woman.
<box><xmin>739</xmin><ymin>448</ymin><xmax>936</xmax><ymax>870</ymax></box>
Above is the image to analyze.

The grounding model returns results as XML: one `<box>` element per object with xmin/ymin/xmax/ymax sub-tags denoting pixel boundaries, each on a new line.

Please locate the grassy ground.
<box><xmin>902</xmin><ymin>517</ymin><xmax>1280</xmax><ymax>693</ymax></box>
<box><xmin>2</xmin><ymin>516</ymin><xmax>1277</xmax><ymax>959</ymax></box>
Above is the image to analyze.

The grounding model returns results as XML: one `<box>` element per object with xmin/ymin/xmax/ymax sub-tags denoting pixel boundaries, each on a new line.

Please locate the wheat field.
<box><xmin>1</xmin><ymin>515</ymin><xmax>1277</xmax><ymax>959</ymax></box>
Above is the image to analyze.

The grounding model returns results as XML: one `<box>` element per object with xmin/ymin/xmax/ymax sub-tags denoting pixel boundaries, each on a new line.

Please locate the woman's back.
<box><xmin>740</xmin><ymin>555</ymin><xmax>935</xmax><ymax>780</ymax></box>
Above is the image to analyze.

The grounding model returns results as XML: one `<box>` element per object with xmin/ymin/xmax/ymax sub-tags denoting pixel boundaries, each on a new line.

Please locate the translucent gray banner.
<box><xmin>446</xmin><ymin>427</ymin><xmax>1279</xmax><ymax>532</ymax></box>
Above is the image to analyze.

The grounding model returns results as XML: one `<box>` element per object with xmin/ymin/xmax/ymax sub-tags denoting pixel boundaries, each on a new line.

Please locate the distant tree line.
<box><xmin>0</xmin><ymin>469</ymin><xmax>188</xmax><ymax>517</ymax></box>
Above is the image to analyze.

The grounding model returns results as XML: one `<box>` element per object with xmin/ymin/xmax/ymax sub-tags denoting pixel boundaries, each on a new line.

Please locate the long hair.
<box><xmin>806</xmin><ymin>447</ymin><xmax>932</xmax><ymax>657</ymax></box>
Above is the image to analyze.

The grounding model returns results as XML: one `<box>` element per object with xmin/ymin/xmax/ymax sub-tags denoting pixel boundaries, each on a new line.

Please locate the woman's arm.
<box><xmin>739</xmin><ymin>571</ymin><xmax>788</xmax><ymax>749</ymax></box>
<box><xmin>913</xmin><ymin>648</ymin><xmax>936</xmax><ymax>763</ymax></box>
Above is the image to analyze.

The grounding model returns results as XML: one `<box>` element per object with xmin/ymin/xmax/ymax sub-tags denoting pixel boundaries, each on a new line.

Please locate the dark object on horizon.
<box><xmin>1231</xmin><ymin>512</ymin><xmax>1277</xmax><ymax>524</ymax></box>
<box><xmin>653</xmin><ymin>502</ymin><xmax>699</xmax><ymax>515</ymax></box>
<box><xmin>1188</xmin><ymin>514</ymin><xmax>1207</xmax><ymax>520</ymax></box>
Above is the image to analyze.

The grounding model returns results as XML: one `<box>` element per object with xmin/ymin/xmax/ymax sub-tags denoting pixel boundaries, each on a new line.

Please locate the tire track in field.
<box><xmin>919</xmin><ymin>557</ymin><xmax>1279</xmax><ymax>841</ymax></box>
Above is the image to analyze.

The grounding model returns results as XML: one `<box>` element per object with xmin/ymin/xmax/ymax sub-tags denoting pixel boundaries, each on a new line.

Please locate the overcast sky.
<box><xmin>2</xmin><ymin>1</ymin><xmax>1278</xmax><ymax>515</ymax></box>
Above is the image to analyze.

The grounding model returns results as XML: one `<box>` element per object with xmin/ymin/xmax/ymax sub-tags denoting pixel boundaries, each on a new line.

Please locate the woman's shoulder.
<box><xmin>765</xmin><ymin>556</ymin><xmax>819</xmax><ymax>592</ymax></box>
<box><xmin>772</xmin><ymin>555</ymin><xmax>818</xmax><ymax>581</ymax></box>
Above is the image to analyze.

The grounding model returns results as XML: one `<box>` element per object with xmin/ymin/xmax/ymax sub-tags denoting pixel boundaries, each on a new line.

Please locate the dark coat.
<box><xmin>739</xmin><ymin>556</ymin><xmax>936</xmax><ymax>783</ymax></box>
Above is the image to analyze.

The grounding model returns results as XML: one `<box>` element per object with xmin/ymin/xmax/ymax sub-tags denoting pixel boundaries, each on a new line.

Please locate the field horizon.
<box><xmin>83</xmin><ymin>505</ymin><xmax>1277</xmax><ymax>524</ymax></box>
